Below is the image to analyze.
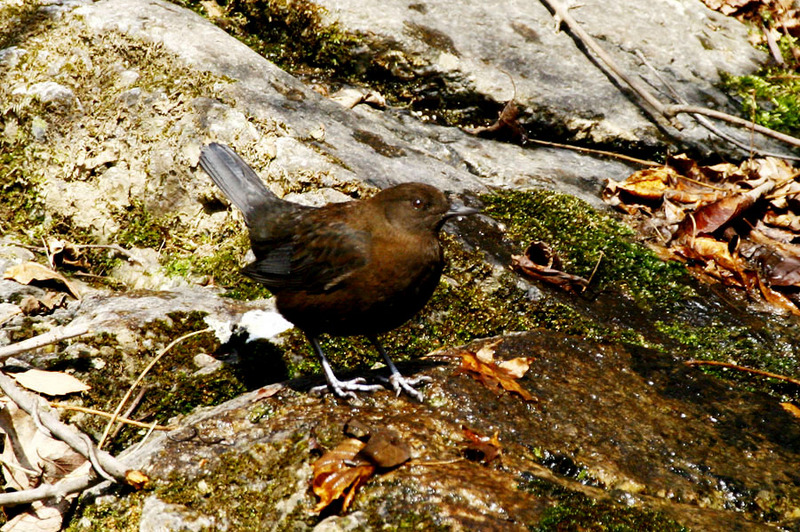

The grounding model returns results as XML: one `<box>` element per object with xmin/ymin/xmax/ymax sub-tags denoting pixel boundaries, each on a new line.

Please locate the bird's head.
<box><xmin>374</xmin><ymin>182</ymin><xmax>479</xmax><ymax>234</ymax></box>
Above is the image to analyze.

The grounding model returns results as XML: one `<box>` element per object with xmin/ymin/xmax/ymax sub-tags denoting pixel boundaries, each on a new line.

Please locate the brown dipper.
<box><xmin>199</xmin><ymin>142</ymin><xmax>478</xmax><ymax>400</ymax></box>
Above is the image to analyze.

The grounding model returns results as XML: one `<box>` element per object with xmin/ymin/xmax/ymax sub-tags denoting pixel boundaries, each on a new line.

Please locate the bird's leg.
<box><xmin>307</xmin><ymin>335</ymin><xmax>383</xmax><ymax>400</ymax></box>
<box><xmin>368</xmin><ymin>336</ymin><xmax>431</xmax><ymax>402</ymax></box>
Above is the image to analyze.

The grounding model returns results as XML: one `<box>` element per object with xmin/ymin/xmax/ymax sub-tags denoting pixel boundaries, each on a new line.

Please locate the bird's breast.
<box><xmin>276</xmin><ymin>233</ymin><xmax>444</xmax><ymax>336</ymax></box>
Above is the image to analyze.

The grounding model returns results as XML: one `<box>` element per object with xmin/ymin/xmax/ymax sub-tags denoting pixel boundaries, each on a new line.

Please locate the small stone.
<box><xmin>28</xmin><ymin>81</ymin><xmax>75</xmax><ymax>108</ymax></box>
<box><xmin>193</xmin><ymin>353</ymin><xmax>217</xmax><ymax>369</ymax></box>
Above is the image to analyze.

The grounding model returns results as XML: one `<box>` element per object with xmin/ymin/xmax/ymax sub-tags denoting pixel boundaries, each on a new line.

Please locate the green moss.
<box><xmin>155</xmin><ymin>434</ymin><xmax>317</xmax><ymax>528</ymax></box>
<box><xmin>0</xmin><ymin>133</ymin><xmax>44</xmax><ymax>239</ymax></box>
<box><xmin>482</xmin><ymin>189</ymin><xmax>694</xmax><ymax>310</ymax></box>
<box><xmin>533</xmin><ymin>496</ymin><xmax>688</xmax><ymax>531</ymax></box>
<box><xmin>115</xmin><ymin>201</ymin><xmax>172</xmax><ymax>249</ymax></box>
<box><xmin>65</xmin><ymin>488</ymin><xmax>147</xmax><ymax>532</ymax></box>
<box><xmin>721</xmin><ymin>67</ymin><xmax>800</xmax><ymax>137</ymax></box>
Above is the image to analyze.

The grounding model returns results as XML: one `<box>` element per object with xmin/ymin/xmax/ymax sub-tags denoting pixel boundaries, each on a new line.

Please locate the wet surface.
<box><xmin>111</xmin><ymin>330</ymin><xmax>799</xmax><ymax>530</ymax></box>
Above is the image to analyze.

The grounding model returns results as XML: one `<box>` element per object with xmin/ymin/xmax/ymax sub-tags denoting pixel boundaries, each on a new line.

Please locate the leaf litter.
<box><xmin>604</xmin><ymin>154</ymin><xmax>800</xmax><ymax>315</ymax></box>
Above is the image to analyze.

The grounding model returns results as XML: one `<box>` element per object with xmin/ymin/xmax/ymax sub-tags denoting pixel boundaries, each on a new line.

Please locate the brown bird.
<box><xmin>199</xmin><ymin>142</ymin><xmax>478</xmax><ymax>400</ymax></box>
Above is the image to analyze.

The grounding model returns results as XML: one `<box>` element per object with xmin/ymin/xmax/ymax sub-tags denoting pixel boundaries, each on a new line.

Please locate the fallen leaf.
<box><xmin>312</xmin><ymin>438</ymin><xmax>375</xmax><ymax>513</ymax></box>
<box><xmin>511</xmin><ymin>242</ymin><xmax>590</xmax><ymax>293</ymax></box>
<box><xmin>462</xmin><ymin>426</ymin><xmax>502</xmax><ymax>464</ymax></box>
<box><xmin>679</xmin><ymin>179</ymin><xmax>774</xmax><ymax>237</ymax></box>
<box><xmin>125</xmin><ymin>469</ymin><xmax>150</xmax><ymax>489</ymax></box>
<box><xmin>464</xmin><ymin>100</ymin><xmax>527</xmax><ymax>144</ymax></box>
<box><xmin>781</xmin><ymin>402</ymin><xmax>800</xmax><ymax>419</ymax></box>
<box><xmin>455</xmin><ymin>342</ymin><xmax>536</xmax><ymax>402</ymax></box>
<box><xmin>3</xmin><ymin>262</ymin><xmax>81</xmax><ymax>299</ymax></box>
<box><xmin>13</xmin><ymin>369</ymin><xmax>90</xmax><ymax>396</ymax></box>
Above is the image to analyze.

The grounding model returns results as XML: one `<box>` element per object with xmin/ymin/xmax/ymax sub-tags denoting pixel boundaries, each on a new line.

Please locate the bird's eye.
<box><xmin>411</xmin><ymin>198</ymin><xmax>425</xmax><ymax>209</ymax></box>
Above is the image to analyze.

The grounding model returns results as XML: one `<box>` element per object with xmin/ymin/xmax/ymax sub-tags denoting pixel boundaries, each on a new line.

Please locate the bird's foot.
<box><xmin>379</xmin><ymin>373</ymin><xmax>432</xmax><ymax>402</ymax></box>
<box><xmin>310</xmin><ymin>376</ymin><xmax>384</xmax><ymax>401</ymax></box>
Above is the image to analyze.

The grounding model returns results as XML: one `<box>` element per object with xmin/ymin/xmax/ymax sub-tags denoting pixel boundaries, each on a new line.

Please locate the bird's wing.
<box><xmin>241</xmin><ymin>220</ymin><xmax>372</xmax><ymax>293</ymax></box>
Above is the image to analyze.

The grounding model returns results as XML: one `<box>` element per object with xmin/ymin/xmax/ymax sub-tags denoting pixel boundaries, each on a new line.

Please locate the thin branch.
<box><xmin>538</xmin><ymin>0</ymin><xmax>800</xmax><ymax>154</ymax></box>
<box><xmin>664</xmin><ymin>105</ymin><xmax>800</xmax><ymax>150</ymax></box>
<box><xmin>74</xmin><ymin>244</ymin><xmax>143</xmax><ymax>265</ymax></box>
<box><xmin>0</xmin><ymin>324</ymin><xmax>89</xmax><ymax>361</ymax></box>
<box><xmin>685</xmin><ymin>360</ymin><xmax>800</xmax><ymax>387</ymax></box>
<box><xmin>635</xmin><ymin>49</ymin><xmax>800</xmax><ymax>161</ymax></box>
<box><xmin>525</xmin><ymin>138</ymin><xmax>660</xmax><ymax>166</ymax></box>
<box><xmin>0</xmin><ymin>474</ymin><xmax>97</xmax><ymax>507</ymax></box>
<box><xmin>0</xmin><ymin>370</ymin><xmax>130</xmax><ymax>482</ymax></box>
<box><xmin>98</xmin><ymin>328</ymin><xmax>212</xmax><ymax>449</ymax></box>
<box><xmin>50</xmin><ymin>403</ymin><xmax>171</xmax><ymax>431</ymax></box>
<box><xmin>539</xmin><ymin>0</ymin><xmax>683</xmax><ymax>129</ymax></box>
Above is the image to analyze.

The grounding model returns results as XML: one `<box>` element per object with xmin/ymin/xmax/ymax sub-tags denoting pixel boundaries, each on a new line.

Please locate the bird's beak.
<box><xmin>444</xmin><ymin>203</ymin><xmax>480</xmax><ymax>220</ymax></box>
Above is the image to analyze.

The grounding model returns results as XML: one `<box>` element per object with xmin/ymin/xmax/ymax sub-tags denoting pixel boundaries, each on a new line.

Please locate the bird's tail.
<box><xmin>199</xmin><ymin>142</ymin><xmax>281</xmax><ymax>226</ymax></box>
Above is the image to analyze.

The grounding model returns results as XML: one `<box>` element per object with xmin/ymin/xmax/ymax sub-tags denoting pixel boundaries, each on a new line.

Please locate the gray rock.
<box><xmin>315</xmin><ymin>0</ymin><xmax>782</xmax><ymax>157</ymax></box>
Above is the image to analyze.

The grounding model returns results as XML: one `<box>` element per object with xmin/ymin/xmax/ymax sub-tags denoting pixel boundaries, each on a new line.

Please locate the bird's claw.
<box><xmin>311</xmin><ymin>376</ymin><xmax>384</xmax><ymax>400</ymax></box>
<box><xmin>382</xmin><ymin>374</ymin><xmax>432</xmax><ymax>402</ymax></box>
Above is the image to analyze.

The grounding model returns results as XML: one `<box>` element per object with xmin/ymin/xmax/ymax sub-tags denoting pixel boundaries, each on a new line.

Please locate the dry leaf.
<box><xmin>125</xmin><ymin>469</ymin><xmax>150</xmax><ymax>489</ymax></box>
<box><xmin>3</xmin><ymin>262</ymin><xmax>81</xmax><ymax>299</ymax></box>
<box><xmin>462</xmin><ymin>426</ymin><xmax>502</xmax><ymax>464</ymax></box>
<box><xmin>2</xmin><ymin>499</ymin><xmax>68</xmax><ymax>532</ymax></box>
<box><xmin>13</xmin><ymin>369</ymin><xmax>90</xmax><ymax>396</ymax></box>
<box><xmin>312</xmin><ymin>438</ymin><xmax>375</xmax><ymax>513</ymax></box>
<box><xmin>0</xmin><ymin>399</ymin><xmax>87</xmax><ymax>491</ymax></box>
<box><xmin>455</xmin><ymin>342</ymin><xmax>536</xmax><ymax>402</ymax></box>
<box><xmin>511</xmin><ymin>242</ymin><xmax>590</xmax><ymax>293</ymax></box>
<box><xmin>464</xmin><ymin>100</ymin><xmax>527</xmax><ymax>144</ymax></box>
<box><xmin>781</xmin><ymin>402</ymin><xmax>800</xmax><ymax>419</ymax></box>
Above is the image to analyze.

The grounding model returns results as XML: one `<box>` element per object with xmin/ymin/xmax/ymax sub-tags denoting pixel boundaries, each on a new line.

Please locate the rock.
<box><xmin>2</xmin><ymin>0</ymin><xmax>798</xmax><ymax>529</ymax></box>
<box><xmin>314</xmin><ymin>0</ymin><xmax>781</xmax><ymax>157</ymax></box>
<box><xmin>26</xmin><ymin>81</ymin><xmax>75</xmax><ymax>109</ymax></box>
<box><xmin>104</xmin><ymin>332</ymin><xmax>797</xmax><ymax>530</ymax></box>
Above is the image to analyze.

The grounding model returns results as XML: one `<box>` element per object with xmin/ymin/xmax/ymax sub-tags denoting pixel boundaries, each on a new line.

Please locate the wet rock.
<box><xmin>99</xmin><ymin>332</ymin><xmax>797</xmax><ymax>530</ymax></box>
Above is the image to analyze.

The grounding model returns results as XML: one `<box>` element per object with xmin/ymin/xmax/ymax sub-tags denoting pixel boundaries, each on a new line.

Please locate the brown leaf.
<box><xmin>605</xmin><ymin>166</ymin><xmax>676</xmax><ymax>201</ymax></box>
<box><xmin>781</xmin><ymin>402</ymin><xmax>800</xmax><ymax>419</ymax></box>
<box><xmin>455</xmin><ymin>342</ymin><xmax>536</xmax><ymax>402</ymax></box>
<box><xmin>462</xmin><ymin>426</ymin><xmax>502</xmax><ymax>464</ymax></box>
<box><xmin>312</xmin><ymin>438</ymin><xmax>375</xmax><ymax>513</ymax></box>
<box><xmin>13</xmin><ymin>369</ymin><xmax>91</xmax><ymax>396</ymax></box>
<box><xmin>511</xmin><ymin>242</ymin><xmax>589</xmax><ymax>293</ymax></box>
<box><xmin>3</xmin><ymin>262</ymin><xmax>81</xmax><ymax>299</ymax></box>
<box><xmin>464</xmin><ymin>101</ymin><xmax>527</xmax><ymax>144</ymax></box>
<box><xmin>680</xmin><ymin>179</ymin><xmax>775</xmax><ymax>237</ymax></box>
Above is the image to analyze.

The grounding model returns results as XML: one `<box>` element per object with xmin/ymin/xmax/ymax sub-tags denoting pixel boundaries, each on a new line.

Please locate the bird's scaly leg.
<box><xmin>308</xmin><ymin>335</ymin><xmax>383</xmax><ymax>400</ymax></box>
<box><xmin>368</xmin><ymin>335</ymin><xmax>431</xmax><ymax>402</ymax></box>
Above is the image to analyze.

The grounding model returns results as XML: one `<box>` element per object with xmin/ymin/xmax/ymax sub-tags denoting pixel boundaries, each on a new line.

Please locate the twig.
<box><xmin>50</xmin><ymin>403</ymin><xmax>171</xmax><ymax>431</ymax></box>
<box><xmin>0</xmin><ymin>370</ymin><xmax>130</xmax><ymax>482</ymax></box>
<box><xmin>664</xmin><ymin>105</ymin><xmax>800</xmax><ymax>150</ymax></box>
<box><xmin>74</xmin><ymin>244</ymin><xmax>143</xmax><ymax>265</ymax></box>
<box><xmin>635</xmin><ymin>49</ymin><xmax>800</xmax><ymax>161</ymax></box>
<box><xmin>539</xmin><ymin>0</ymin><xmax>683</xmax><ymax>129</ymax></box>
<box><xmin>110</xmin><ymin>387</ymin><xmax>148</xmax><ymax>440</ymax></box>
<box><xmin>761</xmin><ymin>22</ymin><xmax>785</xmax><ymax>66</ymax></box>
<box><xmin>97</xmin><ymin>328</ymin><xmax>212</xmax><ymax>449</ymax></box>
<box><xmin>0</xmin><ymin>475</ymin><xmax>96</xmax><ymax>507</ymax></box>
<box><xmin>0</xmin><ymin>323</ymin><xmax>89</xmax><ymax>361</ymax></box>
<box><xmin>538</xmin><ymin>0</ymin><xmax>800</xmax><ymax>154</ymax></box>
<box><xmin>525</xmin><ymin>138</ymin><xmax>659</xmax><ymax>166</ymax></box>
<box><xmin>685</xmin><ymin>360</ymin><xmax>800</xmax><ymax>387</ymax></box>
